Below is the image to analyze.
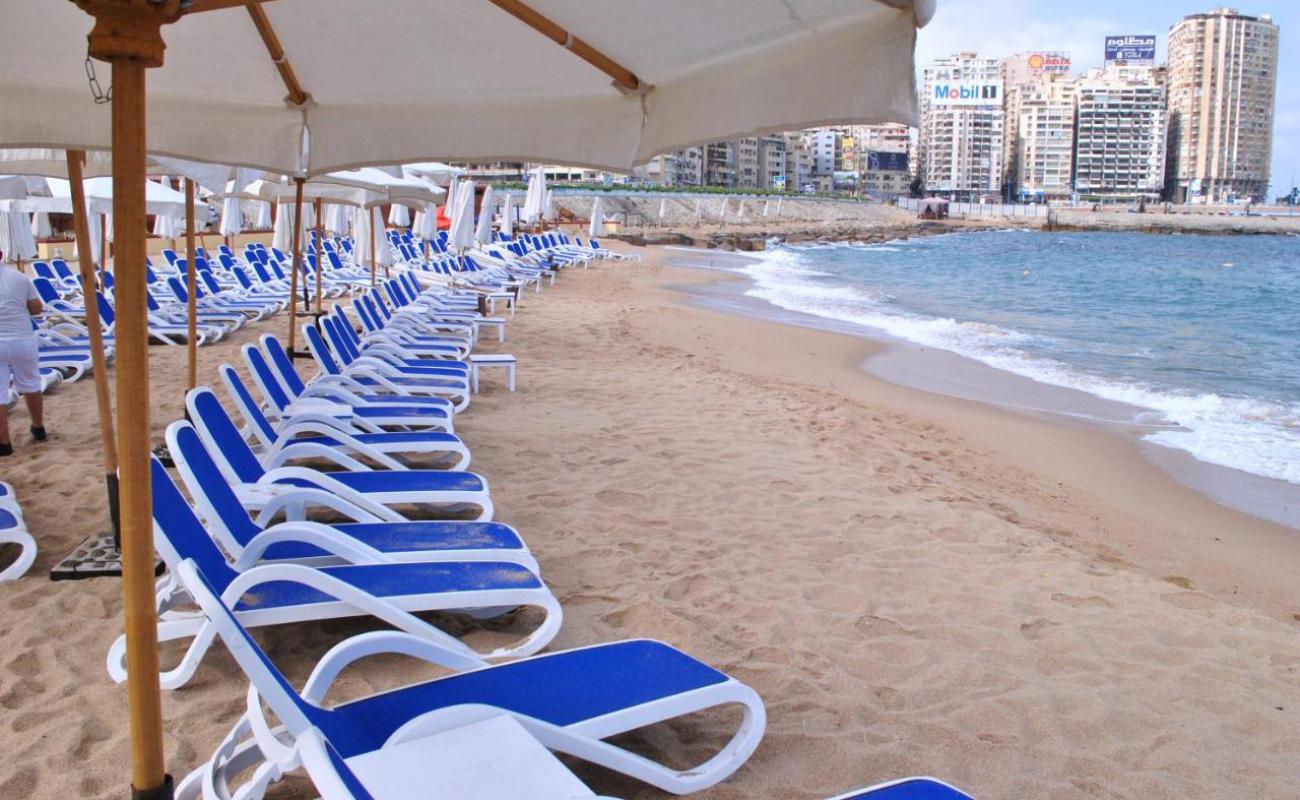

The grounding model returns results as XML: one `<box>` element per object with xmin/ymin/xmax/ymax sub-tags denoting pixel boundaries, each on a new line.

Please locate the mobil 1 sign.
<box><xmin>1105</xmin><ymin>35</ymin><xmax>1156</xmax><ymax>64</ymax></box>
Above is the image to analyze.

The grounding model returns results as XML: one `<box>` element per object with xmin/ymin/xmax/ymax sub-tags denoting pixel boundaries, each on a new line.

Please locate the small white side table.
<box><xmin>468</xmin><ymin>353</ymin><xmax>517</xmax><ymax>393</ymax></box>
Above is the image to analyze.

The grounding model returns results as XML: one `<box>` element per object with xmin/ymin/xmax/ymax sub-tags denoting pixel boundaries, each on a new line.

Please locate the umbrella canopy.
<box><xmin>325</xmin><ymin>203</ymin><xmax>350</xmax><ymax>236</ymax></box>
<box><xmin>219</xmin><ymin>196</ymin><xmax>243</xmax><ymax>238</ymax></box>
<box><xmin>5</xmin><ymin>2</ymin><xmax>934</xmax><ymax>174</ymax></box>
<box><xmin>0</xmin><ymin>174</ymin><xmax>50</xmax><ymax>201</ymax></box>
<box><xmin>319</xmin><ymin>168</ymin><xmax>443</xmax><ymax>207</ymax></box>
<box><xmin>2</xmin><ymin>177</ymin><xmax>202</xmax><ymax>220</ymax></box>
<box><xmin>448</xmin><ymin>180</ymin><xmax>477</xmax><ymax>252</ymax></box>
<box><xmin>543</xmin><ymin>188</ymin><xmax>555</xmax><ymax>221</ymax></box>
<box><xmin>500</xmin><ymin>193</ymin><xmax>514</xmax><ymax>238</ymax></box>
<box><xmin>588</xmin><ymin>196</ymin><xmax>605</xmax><ymax>237</ymax></box>
<box><xmin>522</xmin><ymin>168</ymin><xmax>546</xmax><ymax>224</ymax></box>
<box><xmin>0</xmin><ymin>211</ymin><xmax>37</xmax><ymax>263</ymax></box>
<box><xmin>151</xmin><ymin>212</ymin><xmax>178</xmax><ymax>241</ymax></box>
<box><xmin>388</xmin><ymin>203</ymin><xmax>411</xmax><ymax>228</ymax></box>
<box><xmin>402</xmin><ymin>162</ymin><xmax>464</xmax><ymax>186</ymax></box>
<box><xmin>474</xmin><ymin>185</ymin><xmax>495</xmax><ymax>245</ymax></box>
<box><xmin>0</xmin><ymin>149</ymin><xmax>261</xmax><ymax>196</ymax></box>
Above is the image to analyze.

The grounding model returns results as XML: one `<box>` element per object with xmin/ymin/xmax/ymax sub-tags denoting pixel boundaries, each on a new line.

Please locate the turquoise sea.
<box><xmin>741</xmin><ymin>231</ymin><xmax>1300</xmax><ymax>486</ymax></box>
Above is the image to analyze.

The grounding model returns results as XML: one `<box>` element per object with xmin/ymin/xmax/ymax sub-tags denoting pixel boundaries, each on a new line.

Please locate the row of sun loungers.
<box><xmin>89</xmin><ymin>238</ymin><xmax>973</xmax><ymax>799</ymax></box>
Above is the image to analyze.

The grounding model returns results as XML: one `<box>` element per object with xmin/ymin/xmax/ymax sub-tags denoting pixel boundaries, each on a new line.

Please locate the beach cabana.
<box><xmin>917</xmin><ymin>197</ymin><xmax>950</xmax><ymax>219</ymax></box>
<box><xmin>0</xmin><ymin>1</ymin><xmax>934</xmax><ymax>795</ymax></box>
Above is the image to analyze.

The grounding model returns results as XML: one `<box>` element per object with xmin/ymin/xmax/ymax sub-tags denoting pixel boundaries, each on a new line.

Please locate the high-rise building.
<box><xmin>920</xmin><ymin>52</ymin><xmax>1005</xmax><ymax>199</ymax></box>
<box><xmin>1001</xmin><ymin>52</ymin><xmax>1073</xmax><ymax>197</ymax></box>
<box><xmin>810</xmin><ymin>129</ymin><xmax>840</xmax><ymax>177</ymax></box>
<box><xmin>1013</xmin><ymin>77</ymin><xmax>1077</xmax><ymax>200</ymax></box>
<box><xmin>757</xmin><ymin>135</ymin><xmax>787</xmax><ymax>190</ymax></box>
<box><xmin>1166</xmin><ymin>8</ymin><xmax>1279</xmax><ymax>203</ymax></box>
<box><xmin>1073</xmin><ymin>64</ymin><xmax>1168</xmax><ymax>201</ymax></box>
<box><xmin>704</xmin><ymin>142</ymin><xmax>733</xmax><ymax>187</ymax></box>
<box><xmin>669</xmin><ymin>147</ymin><xmax>704</xmax><ymax>186</ymax></box>
<box><xmin>731</xmin><ymin>137</ymin><xmax>760</xmax><ymax>188</ymax></box>
<box><xmin>783</xmin><ymin>132</ymin><xmax>815</xmax><ymax>190</ymax></box>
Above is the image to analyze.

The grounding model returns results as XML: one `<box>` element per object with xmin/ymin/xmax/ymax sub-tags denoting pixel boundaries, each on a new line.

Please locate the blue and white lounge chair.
<box><xmin>826</xmin><ymin>778</ymin><xmax>973</xmax><ymax>799</ymax></box>
<box><xmin>169</xmin><ymin>556</ymin><xmax>765</xmax><ymax>798</ymax></box>
<box><xmin>184</xmin><ymin>389</ymin><xmax>494</xmax><ymax>521</ymax></box>
<box><xmin>0</xmin><ymin>482</ymin><xmax>36</xmax><ymax>582</ymax></box>
<box><xmin>219</xmin><ymin>364</ymin><xmax>470</xmax><ymax>471</ymax></box>
<box><xmin>168</xmin><ymin>420</ymin><xmax>537</xmax><ymax>572</ymax></box>
<box><xmin>106</xmin><ymin>460</ymin><xmax>559</xmax><ymax>690</ymax></box>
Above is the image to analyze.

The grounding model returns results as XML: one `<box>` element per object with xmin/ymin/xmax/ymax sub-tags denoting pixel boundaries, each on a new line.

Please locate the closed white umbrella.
<box><xmin>776</xmin><ymin>197</ymin><xmax>784</xmax><ymax>216</ymax></box>
<box><xmin>31</xmin><ymin>211</ymin><xmax>51</xmax><ymax>239</ymax></box>
<box><xmin>0</xmin><ymin>211</ymin><xmax>37</xmax><ymax>264</ymax></box>
<box><xmin>522</xmin><ymin>167</ymin><xmax>545</xmax><ymax>225</ymax></box>
<box><xmin>373</xmin><ymin>207</ymin><xmax>392</xmax><ymax>268</ymax></box>
<box><xmin>219</xmin><ymin>196</ymin><xmax>243</xmax><ymax>238</ymax></box>
<box><xmin>658</xmin><ymin>197</ymin><xmax>667</xmax><ymax>222</ymax></box>
<box><xmin>543</xmin><ymin>188</ymin><xmax>555</xmax><ymax>222</ymax></box>
<box><xmin>448</xmin><ymin>180</ymin><xmax>477</xmax><ymax>253</ymax></box>
<box><xmin>445</xmin><ymin>175</ymin><xmax>460</xmax><ymax>227</ymax></box>
<box><xmin>388</xmin><ymin>203</ymin><xmax>410</xmax><ymax>228</ymax></box>
<box><xmin>255</xmin><ymin>201</ymin><xmax>272</xmax><ymax>230</ymax></box>
<box><xmin>763</xmin><ymin>200</ymin><xmax>771</xmax><ymax>217</ymax></box>
<box><xmin>474</xmin><ymin>185</ymin><xmax>495</xmax><ymax>245</ymax></box>
<box><xmin>588</xmin><ymin>196</ymin><xmax>605</xmax><ymax>238</ymax></box>
<box><xmin>272</xmin><ymin>200</ymin><xmax>295</xmax><ymax>252</ymax></box>
<box><xmin>325</xmin><ymin>203</ymin><xmax>350</xmax><ymax>236</ymax></box>
<box><xmin>500</xmin><ymin>193</ymin><xmax>514</xmax><ymax>238</ymax></box>
<box><xmin>719</xmin><ymin>197</ymin><xmax>728</xmax><ymax>221</ymax></box>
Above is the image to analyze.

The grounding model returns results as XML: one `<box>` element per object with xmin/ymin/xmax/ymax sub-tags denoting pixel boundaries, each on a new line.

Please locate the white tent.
<box><xmin>500</xmin><ymin>193</ymin><xmax>514</xmax><ymax>238</ymax></box>
<box><xmin>4</xmin><ymin>3</ymin><xmax>933</xmax><ymax>175</ymax></box>
<box><xmin>219</xmin><ymin>196</ymin><xmax>242</xmax><ymax>238</ymax></box>
<box><xmin>448</xmin><ymin>180</ymin><xmax>477</xmax><ymax>252</ymax></box>
<box><xmin>388</xmin><ymin>203</ymin><xmax>411</xmax><ymax>228</ymax></box>
<box><xmin>0</xmin><ymin>211</ymin><xmax>37</xmax><ymax>263</ymax></box>
<box><xmin>474</xmin><ymin>185</ymin><xmax>495</xmax><ymax>245</ymax></box>
<box><xmin>588</xmin><ymin>196</ymin><xmax>605</xmax><ymax>238</ymax></box>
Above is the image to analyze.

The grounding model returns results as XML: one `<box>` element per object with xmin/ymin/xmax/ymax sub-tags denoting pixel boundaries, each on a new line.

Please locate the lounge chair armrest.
<box><xmin>258</xmin><ymin>467</ymin><xmax>406</xmax><ymax>522</ymax></box>
<box><xmin>252</xmin><ymin>485</ymin><xmax>392</xmax><ymax>526</ymax></box>
<box><xmin>235</xmin><ymin>520</ymin><xmax>382</xmax><ymax>569</ymax></box>
<box><xmin>302</xmin><ymin>629</ymin><xmax>488</xmax><ymax>704</ymax></box>
<box><xmin>263</xmin><ymin>441</ymin><xmax>378</xmax><ymax>473</ymax></box>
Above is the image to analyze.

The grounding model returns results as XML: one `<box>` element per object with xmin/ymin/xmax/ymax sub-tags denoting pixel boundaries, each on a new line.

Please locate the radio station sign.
<box><xmin>1105</xmin><ymin>35</ymin><xmax>1156</xmax><ymax>64</ymax></box>
<box><xmin>931</xmin><ymin>81</ymin><xmax>1001</xmax><ymax>106</ymax></box>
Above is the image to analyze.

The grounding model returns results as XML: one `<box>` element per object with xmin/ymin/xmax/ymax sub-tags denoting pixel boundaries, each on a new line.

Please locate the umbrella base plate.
<box><xmin>49</xmin><ymin>532</ymin><xmax>164</xmax><ymax>581</ymax></box>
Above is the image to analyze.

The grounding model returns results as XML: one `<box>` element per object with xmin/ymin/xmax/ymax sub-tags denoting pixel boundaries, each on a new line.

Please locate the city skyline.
<box><xmin>917</xmin><ymin>1</ymin><xmax>1296</xmax><ymax>197</ymax></box>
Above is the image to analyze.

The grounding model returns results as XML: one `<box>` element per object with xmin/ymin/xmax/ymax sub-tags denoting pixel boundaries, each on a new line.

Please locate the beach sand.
<box><xmin>1</xmin><ymin>245</ymin><xmax>1298</xmax><ymax>799</ymax></box>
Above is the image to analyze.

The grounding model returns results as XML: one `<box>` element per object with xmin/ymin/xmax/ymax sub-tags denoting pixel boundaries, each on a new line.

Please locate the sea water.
<box><xmin>740</xmin><ymin>230</ymin><xmax>1300</xmax><ymax>486</ymax></box>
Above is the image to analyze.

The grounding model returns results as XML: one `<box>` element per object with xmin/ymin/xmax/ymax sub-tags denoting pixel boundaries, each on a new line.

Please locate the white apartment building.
<box><xmin>1013</xmin><ymin>78</ymin><xmax>1076</xmax><ymax>200</ymax></box>
<box><xmin>731</xmin><ymin>137</ymin><xmax>760</xmax><ymax>188</ymax></box>
<box><xmin>757</xmin><ymin>135</ymin><xmax>787</xmax><ymax>190</ymax></box>
<box><xmin>1166</xmin><ymin>8</ymin><xmax>1280</xmax><ymax>202</ymax></box>
<box><xmin>1073</xmin><ymin>64</ymin><xmax>1168</xmax><ymax>200</ymax></box>
<box><xmin>921</xmin><ymin>52</ymin><xmax>1005</xmax><ymax>200</ymax></box>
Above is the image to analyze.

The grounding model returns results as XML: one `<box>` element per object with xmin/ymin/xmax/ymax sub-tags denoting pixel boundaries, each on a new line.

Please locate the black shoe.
<box><xmin>29</xmin><ymin>426</ymin><xmax>46</xmax><ymax>442</ymax></box>
<box><xmin>0</xmin><ymin>443</ymin><xmax>11</xmax><ymax>457</ymax></box>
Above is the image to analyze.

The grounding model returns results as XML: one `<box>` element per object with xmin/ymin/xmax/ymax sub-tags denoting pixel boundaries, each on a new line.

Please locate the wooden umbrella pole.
<box><xmin>184</xmin><ymin>179</ymin><xmax>198</xmax><ymax>390</ymax></box>
<box><xmin>66</xmin><ymin>150</ymin><xmax>120</xmax><ymax>536</ymax></box>
<box><xmin>76</xmin><ymin>4</ymin><xmax>183</xmax><ymax>797</ymax></box>
<box><xmin>369</xmin><ymin>208</ymin><xmax>377</xmax><ymax>287</ymax></box>
<box><xmin>286</xmin><ymin>178</ymin><xmax>304</xmax><ymax>354</ymax></box>
<box><xmin>313</xmin><ymin>197</ymin><xmax>324</xmax><ymax>314</ymax></box>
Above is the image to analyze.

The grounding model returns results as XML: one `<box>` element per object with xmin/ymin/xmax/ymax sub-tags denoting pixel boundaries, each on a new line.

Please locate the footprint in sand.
<box><xmin>1019</xmin><ymin>617</ymin><xmax>1058</xmax><ymax>640</ymax></box>
<box><xmin>1051</xmin><ymin>593</ymin><xmax>1114</xmax><ymax>609</ymax></box>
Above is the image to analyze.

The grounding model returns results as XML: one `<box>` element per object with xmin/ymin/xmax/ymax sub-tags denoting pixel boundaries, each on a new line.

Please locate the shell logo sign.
<box><xmin>1026</xmin><ymin>52</ymin><xmax>1072</xmax><ymax>74</ymax></box>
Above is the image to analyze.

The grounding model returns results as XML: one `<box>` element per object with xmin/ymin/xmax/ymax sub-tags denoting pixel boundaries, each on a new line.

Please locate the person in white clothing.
<box><xmin>0</xmin><ymin>250</ymin><xmax>45</xmax><ymax>456</ymax></box>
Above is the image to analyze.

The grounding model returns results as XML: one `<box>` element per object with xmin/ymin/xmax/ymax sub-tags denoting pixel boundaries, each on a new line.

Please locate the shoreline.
<box><xmin>661</xmin><ymin>245</ymin><xmax>1300</xmax><ymax>532</ymax></box>
<box><xmin>643</xmin><ymin>248</ymin><xmax>1300</xmax><ymax>625</ymax></box>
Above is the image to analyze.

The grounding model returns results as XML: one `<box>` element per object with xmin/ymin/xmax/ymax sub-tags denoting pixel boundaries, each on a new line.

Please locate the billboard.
<box><xmin>832</xmin><ymin>171</ymin><xmax>858</xmax><ymax>191</ymax></box>
<box><xmin>867</xmin><ymin>151</ymin><xmax>909</xmax><ymax>173</ymax></box>
<box><xmin>1026</xmin><ymin>52</ymin><xmax>1071</xmax><ymax>74</ymax></box>
<box><xmin>931</xmin><ymin>81</ymin><xmax>1001</xmax><ymax>106</ymax></box>
<box><xmin>1105</xmin><ymin>35</ymin><xmax>1156</xmax><ymax>64</ymax></box>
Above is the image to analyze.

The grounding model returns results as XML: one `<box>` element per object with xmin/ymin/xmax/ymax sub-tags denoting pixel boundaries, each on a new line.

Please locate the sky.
<box><xmin>917</xmin><ymin>1</ymin><xmax>1298</xmax><ymax>197</ymax></box>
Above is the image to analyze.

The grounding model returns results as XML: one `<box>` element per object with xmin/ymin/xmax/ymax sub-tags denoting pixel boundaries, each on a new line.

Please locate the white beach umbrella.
<box><xmin>3</xmin><ymin>177</ymin><xmax>198</xmax><ymax>221</ymax></box>
<box><xmin>0</xmin><ymin>3</ymin><xmax>934</xmax><ymax>795</ymax></box>
<box><xmin>658</xmin><ymin>197</ymin><xmax>667</xmax><ymax>221</ymax></box>
<box><xmin>448</xmin><ymin>180</ymin><xmax>477</xmax><ymax>252</ymax></box>
<box><xmin>589</xmin><ymin>196</ymin><xmax>606</xmax><ymax>238</ymax></box>
<box><xmin>31</xmin><ymin>211</ymin><xmax>51</xmax><ymax>239</ymax></box>
<box><xmin>0</xmin><ymin>211</ymin><xmax>37</xmax><ymax>263</ymax></box>
<box><xmin>500</xmin><ymin>193</ymin><xmax>514</xmax><ymax>238</ymax></box>
<box><xmin>151</xmin><ymin>212</ymin><xmax>177</xmax><ymax>242</ymax></box>
<box><xmin>388</xmin><ymin>203</ymin><xmax>411</xmax><ymax>228</ymax></box>
<box><xmin>272</xmin><ymin>200</ymin><xmax>295</xmax><ymax>252</ymax></box>
<box><xmin>219</xmin><ymin>196</ymin><xmax>243</xmax><ymax>238</ymax></box>
<box><xmin>543</xmin><ymin>188</ymin><xmax>555</xmax><ymax>222</ymax></box>
<box><xmin>475</xmin><ymin>185</ymin><xmax>496</xmax><ymax>245</ymax></box>
<box><xmin>402</xmin><ymin>162</ymin><xmax>463</xmax><ymax>186</ymax></box>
